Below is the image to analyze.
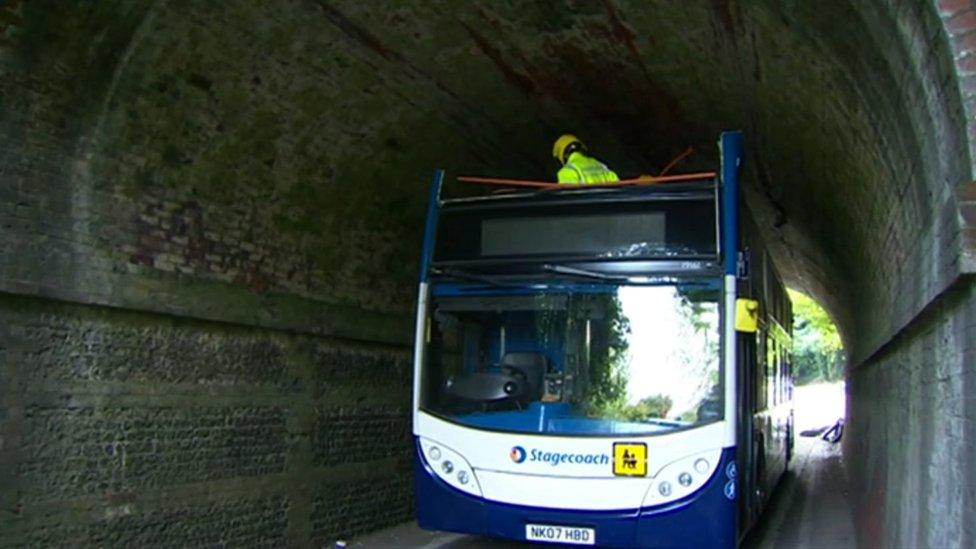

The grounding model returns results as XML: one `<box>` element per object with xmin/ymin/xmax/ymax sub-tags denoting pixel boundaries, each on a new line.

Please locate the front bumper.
<box><xmin>414</xmin><ymin>444</ymin><xmax>737</xmax><ymax>548</ymax></box>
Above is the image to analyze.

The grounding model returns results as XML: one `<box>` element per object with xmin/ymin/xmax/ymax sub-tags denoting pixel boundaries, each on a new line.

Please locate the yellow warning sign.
<box><xmin>735</xmin><ymin>298</ymin><xmax>760</xmax><ymax>333</ymax></box>
<box><xmin>612</xmin><ymin>443</ymin><xmax>647</xmax><ymax>477</ymax></box>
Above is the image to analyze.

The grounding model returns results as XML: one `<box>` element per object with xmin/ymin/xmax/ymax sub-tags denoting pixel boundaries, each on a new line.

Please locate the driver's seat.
<box><xmin>500</xmin><ymin>352</ymin><xmax>547</xmax><ymax>402</ymax></box>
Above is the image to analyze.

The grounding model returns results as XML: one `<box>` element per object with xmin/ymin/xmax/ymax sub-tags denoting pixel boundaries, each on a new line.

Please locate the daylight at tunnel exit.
<box><xmin>1</xmin><ymin>1</ymin><xmax>975</xmax><ymax>548</ymax></box>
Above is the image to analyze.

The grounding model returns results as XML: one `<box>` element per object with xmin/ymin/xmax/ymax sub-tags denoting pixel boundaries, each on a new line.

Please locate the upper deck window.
<box><xmin>481</xmin><ymin>212</ymin><xmax>665</xmax><ymax>257</ymax></box>
<box><xmin>435</xmin><ymin>189</ymin><xmax>717</xmax><ymax>264</ymax></box>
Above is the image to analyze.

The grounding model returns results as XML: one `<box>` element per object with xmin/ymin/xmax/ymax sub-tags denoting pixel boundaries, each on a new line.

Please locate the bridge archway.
<box><xmin>0</xmin><ymin>1</ymin><xmax>973</xmax><ymax>546</ymax></box>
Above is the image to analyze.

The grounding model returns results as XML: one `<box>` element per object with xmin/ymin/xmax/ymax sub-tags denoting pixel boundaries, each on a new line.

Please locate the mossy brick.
<box><xmin>313</xmin><ymin>407</ymin><xmax>412</xmax><ymax>467</ymax></box>
<box><xmin>311</xmin><ymin>471</ymin><xmax>414</xmax><ymax>545</ymax></box>
<box><xmin>16</xmin><ymin>406</ymin><xmax>289</xmax><ymax>502</ymax></box>
<box><xmin>18</xmin><ymin>496</ymin><xmax>289</xmax><ymax>547</ymax></box>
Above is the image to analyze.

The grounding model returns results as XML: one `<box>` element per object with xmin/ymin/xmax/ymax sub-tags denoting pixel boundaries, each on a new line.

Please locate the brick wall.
<box><xmin>2</xmin><ymin>0</ymin><xmax>976</xmax><ymax>546</ymax></box>
<box><xmin>938</xmin><ymin>0</ymin><xmax>976</xmax><ymax>170</ymax></box>
<box><xmin>0</xmin><ymin>2</ymin><xmax>439</xmax><ymax>544</ymax></box>
<box><xmin>838</xmin><ymin>4</ymin><xmax>976</xmax><ymax>546</ymax></box>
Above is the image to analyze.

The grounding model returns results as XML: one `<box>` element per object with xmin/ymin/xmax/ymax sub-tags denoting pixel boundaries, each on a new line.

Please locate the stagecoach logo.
<box><xmin>510</xmin><ymin>446</ymin><xmax>527</xmax><ymax>463</ymax></box>
<box><xmin>509</xmin><ymin>446</ymin><xmax>609</xmax><ymax>467</ymax></box>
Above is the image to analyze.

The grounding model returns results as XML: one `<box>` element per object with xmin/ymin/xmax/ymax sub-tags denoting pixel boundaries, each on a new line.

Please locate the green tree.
<box><xmin>674</xmin><ymin>289</ymin><xmax>720</xmax><ymax>407</ymax></box>
<box><xmin>630</xmin><ymin>394</ymin><xmax>673</xmax><ymax>419</ymax></box>
<box><xmin>788</xmin><ymin>289</ymin><xmax>843</xmax><ymax>384</ymax></box>
<box><xmin>584</xmin><ymin>294</ymin><xmax>631</xmax><ymax>411</ymax></box>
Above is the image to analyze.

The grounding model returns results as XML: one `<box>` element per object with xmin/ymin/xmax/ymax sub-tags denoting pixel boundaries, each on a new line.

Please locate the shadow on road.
<box><xmin>742</xmin><ymin>436</ymin><xmax>855</xmax><ymax>549</ymax></box>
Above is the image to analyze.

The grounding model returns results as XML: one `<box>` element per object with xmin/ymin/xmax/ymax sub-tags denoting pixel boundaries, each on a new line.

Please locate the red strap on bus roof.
<box><xmin>455</xmin><ymin>172</ymin><xmax>717</xmax><ymax>189</ymax></box>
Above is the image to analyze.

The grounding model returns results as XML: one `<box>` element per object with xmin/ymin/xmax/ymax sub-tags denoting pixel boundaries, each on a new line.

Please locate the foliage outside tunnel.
<box><xmin>585</xmin><ymin>287</ymin><xmax>718</xmax><ymax>425</ymax></box>
<box><xmin>788</xmin><ymin>289</ymin><xmax>843</xmax><ymax>386</ymax></box>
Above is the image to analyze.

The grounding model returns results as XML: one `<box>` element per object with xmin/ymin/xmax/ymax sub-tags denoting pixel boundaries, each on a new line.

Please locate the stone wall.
<box><xmin>846</xmin><ymin>280</ymin><xmax>976</xmax><ymax>549</ymax></box>
<box><xmin>0</xmin><ymin>294</ymin><xmax>414</xmax><ymax>546</ymax></box>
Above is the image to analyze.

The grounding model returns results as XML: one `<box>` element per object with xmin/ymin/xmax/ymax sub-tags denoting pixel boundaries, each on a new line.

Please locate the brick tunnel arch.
<box><xmin>1</xmin><ymin>1</ymin><xmax>973</xmax><ymax>547</ymax></box>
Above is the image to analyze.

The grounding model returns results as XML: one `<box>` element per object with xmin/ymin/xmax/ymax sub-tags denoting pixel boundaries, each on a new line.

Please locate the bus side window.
<box><xmin>763</xmin><ymin>333</ymin><xmax>773</xmax><ymax>409</ymax></box>
<box><xmin>756</xmin><ymin>330</ymin><xmax>767</xmax><ymax>412</ymax></box>
<box><xmin>779</xmin><ymin>341</ymin><xmax>785</xmax><ymax>404</ymax></box>
<box><xmin>766</xmin><ymin>338</ymin><xmax>773</xmax><ymax>408</ymax></box>
<box><xmin>773</xmin><ymin>339</ymin><xmax>780</xmax><ymax>406</ymax></box>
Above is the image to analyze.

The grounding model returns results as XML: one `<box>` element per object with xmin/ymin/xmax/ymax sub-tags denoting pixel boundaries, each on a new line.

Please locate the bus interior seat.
<box><xmin>500</xmin><ymin>352</ymin><xmax>547</xmax><ymax>402</ymax></box>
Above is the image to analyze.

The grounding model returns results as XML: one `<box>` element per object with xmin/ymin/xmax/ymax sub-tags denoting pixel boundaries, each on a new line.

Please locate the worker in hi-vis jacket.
<box><xmin>552</xmin><ymin>134</ymin><xmax>619</xmax><ymax>184</ymax></box>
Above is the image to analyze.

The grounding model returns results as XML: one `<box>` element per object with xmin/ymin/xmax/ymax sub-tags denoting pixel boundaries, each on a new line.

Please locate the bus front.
<box><xmin>412</xmin><ymin>179</ymin><xmax>738</xmax><ymax>548</ymax></box>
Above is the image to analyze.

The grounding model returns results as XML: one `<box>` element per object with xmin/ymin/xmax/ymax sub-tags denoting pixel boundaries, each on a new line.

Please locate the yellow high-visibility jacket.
<box><xmin>557</xmin><ymin>151</ymin><xmax>619</xmax><ymax>184</ymax></box>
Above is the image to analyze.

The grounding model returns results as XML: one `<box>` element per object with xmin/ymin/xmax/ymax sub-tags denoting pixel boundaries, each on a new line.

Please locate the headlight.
<box><xmin>642</xmin><ymin>448</ymin><xmax>723</xmax><ymax>506</ymax></box>
<box><xmin>419</xmin><ymin>437</ymin><xmax>482</xmax><ymax>497</ymax></box>
<box><xmin>694</xmin><ymin>458</ymin><xmax>709</xmax><ymax>474</ymax></box>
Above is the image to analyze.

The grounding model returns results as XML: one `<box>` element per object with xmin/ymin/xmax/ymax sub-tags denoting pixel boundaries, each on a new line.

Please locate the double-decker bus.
<box><xmin>411</xmin><ymin>132</ymin><xmax>793</xmax><ymax>547</ymax></box>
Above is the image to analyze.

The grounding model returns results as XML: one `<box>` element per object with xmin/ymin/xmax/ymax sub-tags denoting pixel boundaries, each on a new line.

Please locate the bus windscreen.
<box><xmin>419</xmin><ymin>283</ymin><xmax>724</xmax><ymax>436</ymax></box>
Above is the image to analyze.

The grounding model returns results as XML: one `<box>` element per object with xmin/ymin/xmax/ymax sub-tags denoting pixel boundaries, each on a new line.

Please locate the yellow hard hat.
<box><xmin>552</xmin><ymin>134</ymin><xmax>584</xmax><ymax>164</ymax></box>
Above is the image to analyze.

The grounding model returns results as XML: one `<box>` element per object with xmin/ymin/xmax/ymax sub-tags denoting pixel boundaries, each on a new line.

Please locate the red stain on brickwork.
<box><xmin>129</xmin><ymin>253</ymin><xmax>153</xmax><ymax>267</ymax></box>
<box><xmin>104</xmin><ymin>490</ymin><xmax>136</xmax><ymax>505</ymax></box>
<box><xmin>0</xmin><ymin>1</ymin><xmax>23</xmax><ymax>24</ymax></box>
<box><xmin>315</xmin><ymin>1</ymin><xmax>401</xmax><ymax>63</ymax></box>
<box><xmin>461</xmin><ymin>21</ymin><xmax>537</xmax><ymax>96</ymax></box>
<box><xmin>953</xmin><ymin>31</ymin><xmax>976</xmax><ymax>57</ymax></box>
<box><xmin>957</xmin><ymin>181</ymin><xmax>976</xmax><ymax>201</ymax></box>
<box><xmin>131</xmin><ymin>196</ymin><xmax>270</xmax><ymax>291</ymax></box>
<box><xmin>947</xmin><ymin>10</ymin><xmax>976</xmax><ymax>35</ymax></box>
<box><xmin>958</xmin><ymin>184</ymin><xmax>976</xmax><ymax>236</ymax></box>
<box><xmin>938</xmin><ymin>1</ymin><xmax>976</xmax><ymax>176</ymax></box>
<box><xmin>0</xmin><ymin>0</ymin><xmax>23</xmax><ymax>49</ymax></box>
<box><xmin>938</xmin><ymin>0</ymin><xmax>975</xmax><ymax>17</ymax></box>
<box><xmin>961</xmin><ymin>228</ymin><xmax>976</xmax><ymax>259</ymax></box>
<box><xmin>599</xmin><ymin>0</ymin><xmax>670</xmax><ymax>108</ymax></box>
<box><xmin>861</xmin><ymin>471</ymin><xmax>886</xmax><ymax>549</ymax></box>
<box><xmin>124</xmin><ymin>192</ymin><xmax>348</xmax><ymax>300</ymax></box>
<box><xmin>601</xmin><ymin>0</ymin><xmax>643</xmax><ymax>58</ymax></box>
<box><xmin>711</xmin><ymin>0</ymin><xmax>738</xmax><ymax>38</ymax></box>
<box><xmin>959</xmin><ymin>53</ymin><xmax>976</xmax><ymax>74</ymax></box>
<box><xmin>960</xmin><ymin>203</ymin><xmax>976</xmax><ymax>225</ymax></box>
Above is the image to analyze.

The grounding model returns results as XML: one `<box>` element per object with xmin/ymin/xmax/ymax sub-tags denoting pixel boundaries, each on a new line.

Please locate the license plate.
<box><xmin>525</xmin><ymin>523</ymin><xmax>595</xmax><ymax>545</ymax></box>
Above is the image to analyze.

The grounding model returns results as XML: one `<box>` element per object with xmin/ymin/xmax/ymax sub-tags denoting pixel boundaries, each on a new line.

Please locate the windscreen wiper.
<box><xmin>542</xmin><ymin>264</ymin><xmax>629</xmax><ymax>283</ymax></box>
<box><xmin>429</xmin><ymin>266</ymin><xmax>507</xmax><ymax>286</ymax></box>
<box><xmin>542</xmin><ymin>264</ymin><xmax>696</xmax><ymax>286</ymax></box>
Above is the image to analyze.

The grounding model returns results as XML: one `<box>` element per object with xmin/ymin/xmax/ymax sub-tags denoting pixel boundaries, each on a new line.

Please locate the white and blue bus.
<box><xmin>412</xmin><ymin>132</ymin><xmax>793</xmax><ymax>547</ymax></box>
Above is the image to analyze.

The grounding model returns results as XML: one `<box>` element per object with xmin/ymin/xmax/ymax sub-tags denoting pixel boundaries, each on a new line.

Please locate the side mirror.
<box><xmin>735</xmin><ymin>298</ymin><xmax>759</xmax><ymax>333</ymax></box>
